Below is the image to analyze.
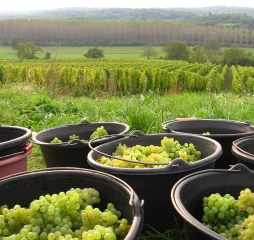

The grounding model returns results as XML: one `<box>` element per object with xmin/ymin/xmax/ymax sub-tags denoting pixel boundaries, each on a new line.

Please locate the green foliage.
<box><xmin>202</xmin><ymin>38</ymin><xmax>222</xmax><ymax>63</ymax></box>
<box><xmin>0</xmin><ymin>66</ymin><xmax>4</xmax><ymax>83</ymax></box>
<box><xmin>222</xmin><ymin>48</ymin><xmax>254</xmax><ymax>66</ymax></box>
<box><xmin>84</xmin><ymin>47</ymin><xmax>104</xmax><ymax>58</ymax></box>
<box><xmin>163</xmin><ymin>41</ymin><xmax>189</xmax><ymax>61</ymax></box>
<box><xmin>8</xmin><ymin>36</ymin><xmax>24</xmax><ymax>50</ymax></box>
<box><xmin>193</xmin><ymin>13</ymin><xmax>254</xmax><ymax>30</ymax></box>
<box><xmin>203</xmin><ymin>38</ymin><xmax>221</xmax><ymax>52</ymax></box>
<box><xmin>1</xmin><ymin>10</ymin><xmax>254</xmax><ymax>47</ymax></box>
<box><xmin>232</xmin><ymin>65</ymin><xmax>254</xmax><ymax>93</ymax></box>
<box><xmin>189</xmin><ymin>46</ymin><xmax>206</xmax><ymax>63</ymax></box>
<box><xmin>17</xmin><ymin>42</ymin><xmax>43</xmax><ymax>59</ymax></box>
<box><xmin>139</xmin><ymin>220</ymin><xmax>185</xmax><ymax>240</ymax></box>
<box><xmin>125</xmin><ymin>93</ymin><xmax>163</xmax><ymax>133</ymax></box>
<box><xmin>3</xmin><ymin>8</ymin><xmax>254</xmax><ymax>29</ymax></box>
<box><xmin>44</xmin><ymin>52</ymin><xmax>51</xmax><ymax>59</ymax></box>
<box><xmin>206</xmin><ymin>65</ymin><xmax>224</xmax><ymax>92</ymax></box>
<box><xmin>1</xmin><ymin>84</ymin><xmax>254</xmax><ymax>136</ymax></box>
<box><xmin>0</xmin><ymin>59</ymin><xmax>230</xmax><ymax>94</ymax></box>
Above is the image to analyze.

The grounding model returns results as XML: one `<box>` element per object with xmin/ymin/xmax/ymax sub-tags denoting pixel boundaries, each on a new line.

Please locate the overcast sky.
<box><xmin>1</xmin><ymin>0</ymin><xmax>254</xmax><ymax>12</ymax></box>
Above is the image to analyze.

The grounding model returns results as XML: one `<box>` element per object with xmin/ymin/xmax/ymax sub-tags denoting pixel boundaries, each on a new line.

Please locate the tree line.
<box><xmin>1</xmin><ymin>6</ymin><xmax>254</xmax><ymax>23</ymax></box>
<box><xmin>193</xmin><ymin>13</ymin><xmax>254</xmax><ymax>29</ymax></box>
<box><xmin>163</xmin><ymin>39</ymin><xmax>254</xmax><ymax>66</ymax></box>
<box><xmin>8</xmin><ymin>35</ymin><xmax>254</xmax><ymax>67</ymax></box>
<box><xmin>1</xmin><ymin>20</ymin><xmax>254</xmax><ymax>47</ymax></box>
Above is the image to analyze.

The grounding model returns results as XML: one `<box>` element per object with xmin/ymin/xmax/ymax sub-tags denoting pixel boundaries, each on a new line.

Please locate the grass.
<box><xmin>1</xmin><ymin>85</ymin><xmax>254</xmax><ymax>133</ymax></box>
<box><xmin>139</xmin><ymin>226</ymin><xmax>185</xmax><ymax>240</ymax></box>
<box><xmin>1</xmin><ymin>83</ymin><xmax>254</xmax><ymax>239</ymax></box>
<box><xmin>242</xmin><ymin>47</ymin><xmax>254</xmax><ymax>54</ymax></box>
<box><xmin>1</xmin><ymin>45</ymin><xmax>254</xmax><ymax>61</ymax></box>
<box><xmin>0</xmin><ymin>46</ymin><xmax>166</xmax><ymax>60</ymax></box>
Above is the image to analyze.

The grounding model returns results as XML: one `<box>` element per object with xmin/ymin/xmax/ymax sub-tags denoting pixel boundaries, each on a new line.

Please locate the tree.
<box><xmin>142</xmin><ymin>44</ymin><xmax>157</xmax><ymax>60</ymax></box>
<box><xmin>44</xmin><ymin>52</ymin><xmax>51</xmax><ymax>59</ymax></box>
<box><xmin>84</xmin><ymin>47</ymin><xmax>104</xmax><ymax>58</ymax></box>
<box><xmin>222</xmin><ymin>48</ymin><xmax>254</xmax><ymax>66</ymax></box>
<box><xmin>163</xmin><ymin>40</ymin><xmax>189</xmax><ymax>61</ymax></box>
<box><xmin>203</xmin><ymin>38</ymin><xmax>221</xmax><ymax>52</ymax></box>
<box><xmin>17</xmin><ymin>42</ymin><xmax>43</xmax><ymax>59</ymax></box>
<box><xmin>189</xmin><ymin>45</ymin><xmax>206</xmax><ymax>63</ymax></box>
<box><xmin>202</xmin><ymin>38</ymin><xmax>222</xmax><ymax>64</ymax></box>
<box><xmin>8</xmin><ymin>36</ymin><xmax>24</xmax><ymax>50</ymax></box>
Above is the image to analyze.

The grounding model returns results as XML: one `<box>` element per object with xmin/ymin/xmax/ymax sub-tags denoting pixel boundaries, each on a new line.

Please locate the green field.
<box><xmin>1</xmin><ymin>45</ymin><xmax>254</xmax><ymax>61</ymax></box>
<box><xmin>0</xmin><ymin>46</ymin><xmax>166</xmax><ymax>60</ymax></box>
<box><xmin>242</xmin><ymin>47</ymin><xmax>254</xmax><ymax>54</ymax></box>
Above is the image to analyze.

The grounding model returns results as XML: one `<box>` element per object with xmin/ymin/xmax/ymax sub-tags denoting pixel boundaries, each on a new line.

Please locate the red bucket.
<box><xmin>0</xmin><ymin>144</ymin><xmax>33</xmax><ymax>178</ymax></box>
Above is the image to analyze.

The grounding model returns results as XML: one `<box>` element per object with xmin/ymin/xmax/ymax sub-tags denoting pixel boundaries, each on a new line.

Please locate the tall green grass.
<box><xmin>1</xmin><ymin>84</ymin><xmax>253</xmax><ymax>133</ymax></box>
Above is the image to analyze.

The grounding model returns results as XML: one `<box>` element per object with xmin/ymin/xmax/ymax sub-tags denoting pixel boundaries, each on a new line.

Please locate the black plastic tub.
<box><xmin>32</xmin><ymin>120</ymin><xmax>130</xmax><ymax>168</ymax></box>
<box><xmin>171</xmin><ymin>164</ymin><xmax>254</xmax><ymax>240</ymax></box>
<box><xmin>0</xmin><ymin>124</ymin><xmax>32</xmax><ymax>158</ymax></box>
<box><xmin>162</xmin><ymin>118</ymin><xmax>254</xmax><ymax>169</ymax></box>
<box><xmin>0</xmin><ymin>167</ymin><xmax>144</xmax><ymax>240</ymax></box>
<box><xmin>87</xmin><ymin>130</ymin><xmax>222</xmax><ymax>232</ymax></box>
<box><xmin>232</xmin><ymin>136</ymin><xmax>254</xmax><ymax>170</ymax></box>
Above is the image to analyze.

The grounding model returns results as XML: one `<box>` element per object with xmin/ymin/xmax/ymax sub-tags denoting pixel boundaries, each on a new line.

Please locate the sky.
<box><xmin>1</xmin><ymin>0</ymin><xmax>254</xmax><ymax>12</ymax></box>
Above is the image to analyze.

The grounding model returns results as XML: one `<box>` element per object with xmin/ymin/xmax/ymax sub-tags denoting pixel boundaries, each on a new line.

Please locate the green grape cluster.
<box><xmin>201</xmin><ymin>188</ymin><xmax>254</xmax><ymax>240</ymax></box>
<box><xmin>203</xmin><ymin>132</ymin><xmax>211</xmax><ymax>135</ymax></box>
<box><xmin>89</xmin><ymin>127</ymin><xmax>108</xmax><ymax>141</ymax></box>
<box><xmin>98</xmin><ymin>136</ymin><xmax>201</xmax><ymax>168</ymax></box>
<box><xmin>69</xmin><ymin>134</ymin><xmax>81</xmax><ymax>141</ymax></box>
<box><xmin>50</xmin><ymin>137</ymin><xmax>63</xmax><ymax>144</ymax></box>
<box><xmin>50</xmin><ymin>126</ymin><xmax>108</xmax><ymax>144</ymax></box>
<box><xmin>0</xmin><ymin>188</ymin><xmax>130</xmax><ymax>240</ymax></box>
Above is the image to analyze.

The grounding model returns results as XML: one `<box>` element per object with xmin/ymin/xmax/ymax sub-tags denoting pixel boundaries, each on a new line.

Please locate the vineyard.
<box><xmin>0</xmin><ymin>59</ymin><xmax>254</xmax><ymax>94</ymax></box>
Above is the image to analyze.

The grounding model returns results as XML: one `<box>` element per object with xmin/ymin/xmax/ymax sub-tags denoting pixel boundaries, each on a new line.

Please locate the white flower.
<box><xmin>139</xmin><ymin>95</ymin><xmax>145</xmax><ymax>102</ymax></box>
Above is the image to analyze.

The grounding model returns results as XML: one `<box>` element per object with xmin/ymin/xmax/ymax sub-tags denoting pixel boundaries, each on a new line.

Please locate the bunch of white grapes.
<box><xmin>0</xmin><ymin>188</ymin><xmax>130</xmax><ymax>240</ymax></box>
<box><xmin>202</xmin><ymin>188</ymin><xmax>254</xmax><ymax>240</ymax></box>
<box><xmin>98</xmin><ymin>136</ymin><xmax>201</xmax><ymax>168</ymax></box>
<box><xmin>50</xmin><ymin>126</ymin><xmax>108</xmax><ymax>144</ymax></box>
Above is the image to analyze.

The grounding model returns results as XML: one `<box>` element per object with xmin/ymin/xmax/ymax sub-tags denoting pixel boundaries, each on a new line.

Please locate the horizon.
<box><xmin>1</xmin><ymin>5</ymin><xmax>254</xmax><ymax>13</ymax></box>
<box><xmin>0</xmin><ymin>0</ymin><xmax>254</xmax><ymax>12</ymax></box>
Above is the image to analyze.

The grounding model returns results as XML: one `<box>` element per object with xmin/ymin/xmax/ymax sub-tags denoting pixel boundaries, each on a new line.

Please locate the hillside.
<box><xmin>1</xmin><ymin>6</ymin><xmax>254</xmax><ymax>47</ymax></box>
<box><xmin>1</xmin><ymin>6</ymin><xmax>254</xmax><ymax>21</ymax></box>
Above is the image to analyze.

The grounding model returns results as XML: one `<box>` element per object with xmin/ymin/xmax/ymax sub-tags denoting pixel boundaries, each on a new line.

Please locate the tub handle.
<box><xmin>175</xmin><ymin>117</ymin><xmax>198</xmax><ymax>121</ymax></box>
<box><xmin>163</xmin><ymin>158</ymin><xmax>191</xmax><ymax>171</ymax></box>
<box><xmin>88</xmin><ymin>133</ymin><xmax>172</xmax><ymax>166</ymax></box>
<box><xmin>88</xmin><ymin>133</ymin><xmax>190</xmax><ymax>166</ymax></box>
<box><xmin>229</xmin><ymin>163</ymin><xmax>253</xmax><ymax>173</ymax></box>
<box><xmin>0</xmin><ymin>143</ymin><xmax>33</xmax><ymax>160</ymax></box>
<box><xmin>32</xmin><ymin>129</ymin><xmax>137</xmax><ymax>147</ymax></box>
<box><xmin>161</xmin><ymin>120</ymin><xmax>174</xmax><ymax>132</ymax></box>
<box><xmin>244</xmin><ymin>120</ymin><xmax>252</xmax><ymax>126</ymax></box>
<box><xmin>67</xmin><ymin>133</ymin><xmax>132</xmax><ymax>147</ymax></box>
<box><xmin>80</xmin><ymin>120</ymin><xmax>91</xmax><ymax>124</ymax></box>
<box><xmin>128</xmin><ymin>188</ymin><xmax>144</xmax><ymax>208</ymax></box>
<box><xmin>88</xmin><ymin>133</ymin><xmax>173</xmax><ymax>166</ymax></box>
<box><xmin>31</xmin><ymin>138</ymin><xmax>82</xmax><ymax>147</ymax></box>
